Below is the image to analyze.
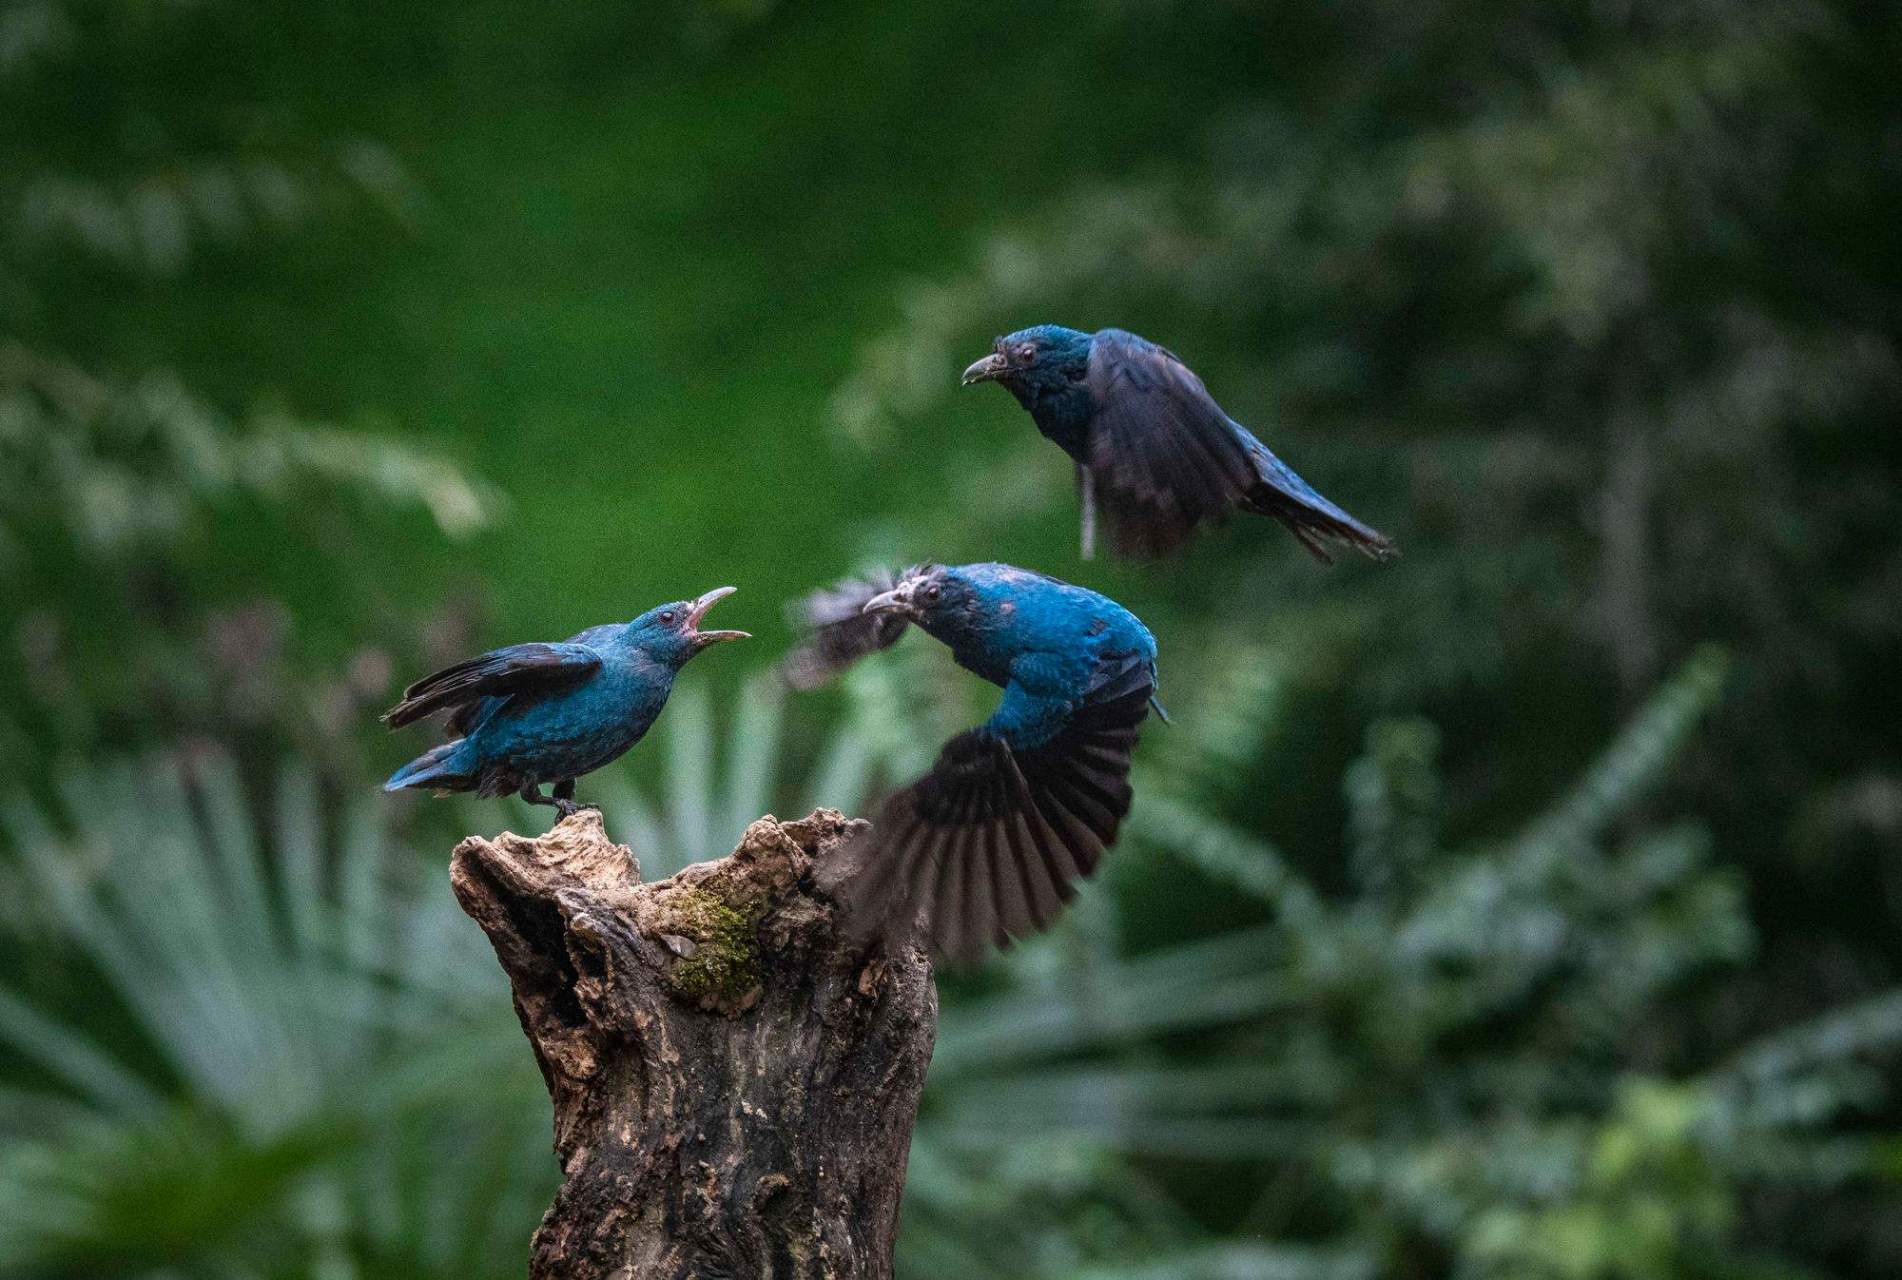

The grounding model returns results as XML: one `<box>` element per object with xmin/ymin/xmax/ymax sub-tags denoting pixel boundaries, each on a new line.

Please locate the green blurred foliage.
<box><xmin>1</xmin><ymin>0</ymin><xmax>1898</xmax><ymax>1275</ymax></box>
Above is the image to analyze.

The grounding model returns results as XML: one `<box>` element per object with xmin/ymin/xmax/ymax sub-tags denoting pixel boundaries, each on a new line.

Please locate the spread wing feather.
<box><xmin>820</xmin><ymin>658</ymin><xmax>1153</xmax><ymax>963</ymax></box>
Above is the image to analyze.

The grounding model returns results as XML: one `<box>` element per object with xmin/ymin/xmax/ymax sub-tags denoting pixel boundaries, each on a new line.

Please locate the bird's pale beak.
<box><xmin>687</xmin><ymin>586</ymin><xmax>749</xmax><ymax>646</ymax></box>
<box><xmin>861</xmin><ymin>584</ymin><xmax>913</xmax><ymax>616</ymax></box>
<box><xmin>961</xmin><ymin>352</ymin><xmax>1009</xmax><ymax>386</ymax></box>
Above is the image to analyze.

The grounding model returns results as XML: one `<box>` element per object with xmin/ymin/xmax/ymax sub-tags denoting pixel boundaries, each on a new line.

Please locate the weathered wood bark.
<box><xmin>449</xmin><ymin>808</ymin><xmax>936</xmax><ymax>1280</ymax></box>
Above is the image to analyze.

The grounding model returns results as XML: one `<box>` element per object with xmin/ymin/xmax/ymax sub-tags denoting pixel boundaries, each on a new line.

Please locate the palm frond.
<box><xmin>0</xmin><ymin>753</ymin><xmax>549</xmax><ymax>1278</ymax></box>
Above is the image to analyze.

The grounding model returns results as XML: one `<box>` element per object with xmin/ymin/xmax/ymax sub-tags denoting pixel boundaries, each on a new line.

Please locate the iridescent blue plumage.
<box><xmin>786</xmin><ymin>563</ymin><xmax>1159</xmax><ymax>961</ymax></box>
<box><xmin>962</xmin><ymin>324</ymin><xmax>1397</xmax><ymax>562</ymax></box>
<box><xmin>382</xmin><ymin>588</ymin><xmax>747</xmax><ymax>819</ymax></box>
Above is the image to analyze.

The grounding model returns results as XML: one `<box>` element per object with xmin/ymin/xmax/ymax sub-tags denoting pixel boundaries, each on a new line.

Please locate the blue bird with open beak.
<box><xmin>383</xmin><ymin>587</ymin><xmax>748</xmax><ymax>820</ymax></box>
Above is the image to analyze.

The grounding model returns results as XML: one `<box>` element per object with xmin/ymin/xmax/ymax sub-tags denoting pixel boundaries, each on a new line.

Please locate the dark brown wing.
<box><xmin>381</xmin><ymin>642</ymin><xmax>601</xmax><ymax>730</ymax></box>
<box><xmin>1085</xmin><ymin>329</ymin><xmax>1260</xmax><ymax>558</ymax></box>
<box><xmin>818</xmin><ymin>672</ymin><xmax>1152</xmax><ymax>964</ymax></box>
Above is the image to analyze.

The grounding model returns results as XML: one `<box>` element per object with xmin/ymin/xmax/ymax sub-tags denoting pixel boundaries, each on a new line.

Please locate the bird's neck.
<box><xmin>921</xmin><ymin>612</ymin><xmax>1015</xmax><ymax>690</ymax></box>
<box><xmin>1015</xmin><ymin>379</ymin><xmax>1096</xmax><ymax>462</ymax></box>
<box><xmin>613</xmin><ymin>629</ymin><xmax>691</xmax><ymax>676</ymax></box>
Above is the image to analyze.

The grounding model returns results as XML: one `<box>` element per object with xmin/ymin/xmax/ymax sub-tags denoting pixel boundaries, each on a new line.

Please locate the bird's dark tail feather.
<box><xmin>384</xmin><ymin>739</ymin><xmax>474</xmax><ymax>794</ymax></box>
<box><xmin>1243</xmin><ymin>443</ymin><xmax>1396</xmax><ymax>564</ymax></box>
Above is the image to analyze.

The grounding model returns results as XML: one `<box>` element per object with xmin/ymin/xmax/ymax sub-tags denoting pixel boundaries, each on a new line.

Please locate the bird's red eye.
<box><xmin>923</xmin><ymin>584</ymin><xmax>941</xmax><ymax>602</ymax></box>
<box><xmin>660</xmin><ymin>611</ymin><xmax>676</xmax><ymax>624</ymax></box>
<box><xmin>1017</xmin><ymin>344</ymin><xmax>1037</xmax><ymax>363</ymax></box>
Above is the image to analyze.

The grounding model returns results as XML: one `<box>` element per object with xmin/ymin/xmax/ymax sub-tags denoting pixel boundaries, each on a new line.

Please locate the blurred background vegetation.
<box><xmin>2</xmin><ymin>0</ymin><xmax>1897</xmax><ymax>1275</ymax></box>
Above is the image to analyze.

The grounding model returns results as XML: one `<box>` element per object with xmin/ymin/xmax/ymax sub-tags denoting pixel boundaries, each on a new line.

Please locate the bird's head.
<box><xmin>628</xmin><ymin>587</ymin><xmax>750</xmax><ymax>667</ymax></box>
<box><xmin>859</xmin><ymin>564</ymin><xmax>973</xmax><ymax>632</ymax></box>
<box><xmin>961</xmin><ymin>325</ymin><xmax>1093</xmax><ymax>397</ymax></box>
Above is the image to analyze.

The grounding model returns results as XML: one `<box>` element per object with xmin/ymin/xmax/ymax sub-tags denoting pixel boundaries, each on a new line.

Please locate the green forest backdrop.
<box><xmin>2</xmin><ymin>0</ymin><xmax>1898</xmax><ymax>1276</ymax></box>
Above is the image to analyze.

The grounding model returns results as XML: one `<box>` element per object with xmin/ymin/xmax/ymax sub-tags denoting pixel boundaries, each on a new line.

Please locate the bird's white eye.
<box><xmin>660</xmin><ymin>610</ymin><xmax>676</xmax><ymax>624</ymax></box>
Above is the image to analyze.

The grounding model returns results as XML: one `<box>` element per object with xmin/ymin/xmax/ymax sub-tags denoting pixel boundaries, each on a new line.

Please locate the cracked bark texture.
<box><xmin>449</xmin><ymin>808</ymin><xmax>936</xmax><ymax>1280</ymax></box>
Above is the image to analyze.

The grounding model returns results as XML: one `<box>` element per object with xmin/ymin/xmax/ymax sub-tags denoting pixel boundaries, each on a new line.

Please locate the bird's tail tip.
<box><xmin>1251</xmin><ymin>477</ymin><xmax>1397</xmax><ymax>564</ymax></box>
<box><xmin>1243</xmin><ymin>444</ymin><xmax>1397</xmax><ymax>565</ymax></box>
<box><xmin>1357</xmin><ymin>529</ymin><xmax>1401</xmax><ymax>562</ymax></box>
<box><xmin>384</xmin><ymin>740</ymin><xmax>469</xmax><ymax>793</ymax></box>
<box><xmin>1280</xmin><ymin>511</ymin><xmax>1397</xmax><ymax>565</ymax></box>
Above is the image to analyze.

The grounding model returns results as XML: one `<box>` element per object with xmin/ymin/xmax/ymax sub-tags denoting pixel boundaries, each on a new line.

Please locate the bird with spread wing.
<box><xmin>784</xmin><ymin>562</ymin><xmax>1161</xmax><ymax>962</ymax></box>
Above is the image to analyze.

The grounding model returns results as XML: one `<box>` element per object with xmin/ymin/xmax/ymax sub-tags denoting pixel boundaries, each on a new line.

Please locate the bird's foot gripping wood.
<box><xmin>448</xmin><ymin>809</ymin><xmax>937</xmax><ymax>1280</ymax></box>
<box><xmin>520</xmin><ymin>781</ymin><xmax>600</xmax><ymax>820</ymax></box>
<box><xmin>547</xmin><ymin>779</ymin><xmax>603</xmax><ymax>821</ymax></box>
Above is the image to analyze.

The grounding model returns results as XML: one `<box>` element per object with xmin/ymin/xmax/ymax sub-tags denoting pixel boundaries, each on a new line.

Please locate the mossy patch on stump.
<box><xmin>656</xmin><ymin>882</ymin><xmax>766</xmax><ymax>1013</ymax></box>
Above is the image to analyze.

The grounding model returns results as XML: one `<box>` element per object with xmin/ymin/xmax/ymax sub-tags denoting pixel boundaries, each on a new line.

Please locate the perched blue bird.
<box><xmin>383</xmin><ymin>588</ymin><xmax>748</xmax><ymax>818</ymax></box>
<box><xmin>786</xmin><ymin>563</ymin><xmax>1160</xmax><ymax>961</ymax></box>
<box><xmin>962</xmin><ymin>324</ymin><xmax>1397</xmax><ymax>562</ymax></box>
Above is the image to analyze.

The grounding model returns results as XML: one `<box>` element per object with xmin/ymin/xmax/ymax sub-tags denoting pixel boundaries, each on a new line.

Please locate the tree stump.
<box><xmin>449</xmin><ymin>808</ymin><xmax>937</xmax><ymax>1280</ymax></box>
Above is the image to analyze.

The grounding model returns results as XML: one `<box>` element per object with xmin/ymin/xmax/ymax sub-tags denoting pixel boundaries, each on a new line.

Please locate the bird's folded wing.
<box><xmin>1085</xmin><ymin>329</ymin><xmax>1259</xmax><ymax>557</ymax></box>
<box><xmin>780</xmin><ymin>566</ymin><xmax>923</xmax><ymax>690</ymax></box>
<box><xmin>381</xmin><ymin>642</ymin><xmax>602</xmax><ymax>729</ymax></box>
<box><xmin>821</xmin><ymin>665</ymin><xmax>1152</xmax><ymax>962</ymax></box>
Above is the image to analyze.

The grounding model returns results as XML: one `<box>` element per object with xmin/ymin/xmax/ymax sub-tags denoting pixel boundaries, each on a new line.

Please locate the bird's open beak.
<box><xmin>861</xmin><ymin>584</ymin><xmax>913</xmax><ymax>616</ymax></box>
<box><xmin>687</xmin><ymin>586</ymin><xmax>749</xmax><ymax>646</ymax></box>
<box><xmin>961</xmin><ymin>352</ymin><xmax>1009</xmax><ymax>386</ymax></box>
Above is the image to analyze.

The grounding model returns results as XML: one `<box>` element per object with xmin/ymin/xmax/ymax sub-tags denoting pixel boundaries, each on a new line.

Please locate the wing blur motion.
<box><xmin>780</xmin><ymin>566</ymin><xmax>922</xmax><ymax>690</ymax></box>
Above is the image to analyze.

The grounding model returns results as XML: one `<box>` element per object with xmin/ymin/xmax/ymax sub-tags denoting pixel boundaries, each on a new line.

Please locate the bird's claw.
<box><xmin>553</xmin><ymin>800</ymin><xmax>600</xmax><ymax>820</ymax></box>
